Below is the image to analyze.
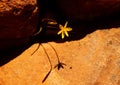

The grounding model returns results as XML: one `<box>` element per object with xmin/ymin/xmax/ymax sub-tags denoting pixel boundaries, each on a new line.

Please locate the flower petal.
<box><xmin>66</xmin><ymin>28</ymin><xmax>72</xmax><ymax>31</ymax></box>
<box><xmin>59</xmin><ymin>24</ymin><xmax>63</xmax><ymax>29</ymax></box>
<box><xmin>64</xmin><ymin>21</ymin><xmax>68</xmax><ymax>28</ymax></box>
<box><xmin>62</xmin><ymin>32</ymin><xmax>64</xmax><ymax>39</ymax></box>
<box><xmin>57</xmin><ymin>30</ymin><xmax>62</xmax><ymax>35</ymax></box>
<box><xmin>65</xmin><ymin>31</ymin><xmax>69</xmax><ymax>37</ymax></box>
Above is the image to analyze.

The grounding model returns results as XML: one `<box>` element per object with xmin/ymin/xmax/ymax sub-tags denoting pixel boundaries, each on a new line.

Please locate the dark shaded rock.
<box><xmin>0</xmin><ymin>0</ymin><xmax>38</xmax><ymax>51</ymax></box>
<box><xmin>1</xmin><ymin>0</ymin><xmax>120</xmax><ymax>51</ymax></box>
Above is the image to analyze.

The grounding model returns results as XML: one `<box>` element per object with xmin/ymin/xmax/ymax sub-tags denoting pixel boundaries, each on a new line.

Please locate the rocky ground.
<box><xmin>0</xmin><ymin>28</ymin><xmax>120</xmax><ymax>85</ymax></box>
<box><xmin>0</xmin><ymin>0</ymin><xmax>120</xmax><ymax>85</ymax></box>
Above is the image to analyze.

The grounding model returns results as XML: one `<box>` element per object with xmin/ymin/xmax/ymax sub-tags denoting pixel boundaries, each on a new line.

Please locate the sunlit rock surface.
<box><xmin>0</xmin><ymin>28</ymin><xmax>120</xmax><ymax>85</ymax></box>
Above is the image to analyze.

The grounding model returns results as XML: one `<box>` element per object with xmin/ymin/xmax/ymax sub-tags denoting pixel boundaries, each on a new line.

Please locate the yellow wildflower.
<box><xmin>57</xmin><ymin>21</ymin><xmax>72</xmax><ymax>39</ymax></box>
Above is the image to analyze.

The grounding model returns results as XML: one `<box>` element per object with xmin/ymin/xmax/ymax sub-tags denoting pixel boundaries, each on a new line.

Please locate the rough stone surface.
<box><xmin>0</xmin><ymin>1</ymin><xmax>120</xmax><ymax>84</ymax></box>
<box><xmin>0</xmin><ymin>28</ymin><xmax>120</xmax><ymax>85</ymax></box>
<box><xmin>0</xmin><ymin>0</ymin><xmax>38</xmax><ymax>50</ymax></box>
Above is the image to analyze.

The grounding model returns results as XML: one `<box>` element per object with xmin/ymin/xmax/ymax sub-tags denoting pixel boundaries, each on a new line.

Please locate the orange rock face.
<box><xmin>0</xmin><ymin>1</ymin><xmax>120</xmax><ymax>84</ymax></box>
<box><xmin>0</xmin><ymin>28</ymin><xmax>120</xmax><ymax>85</ymax></box>
<box><xmin>0</xmin><ymin>0</ymin><xmax>38</xmax><ymax>50</ymax></box>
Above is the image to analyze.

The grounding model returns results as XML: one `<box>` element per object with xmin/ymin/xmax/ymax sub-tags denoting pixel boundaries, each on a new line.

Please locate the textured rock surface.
<box><xmin>0</xmin><ymin>0</ymin><xmax>38</xmax><ymax>50</ymax></box>
<box><xmin>0</xmin><ymin>28</ymin><xmax>120</xmax><ymax>85</ymax></box>
<box><xmin>0</xmin><ymin>1</ymin><xmax>120</xmax><ymax>84</ymax></box>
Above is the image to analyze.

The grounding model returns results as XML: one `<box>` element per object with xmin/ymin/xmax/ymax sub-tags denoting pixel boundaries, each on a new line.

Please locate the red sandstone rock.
<box><xmin>0</xmin><ymin>0</ymin><xmax>38</xmax><ymax>50</ymax></box>
<box><xmin>0</xmin><ymin>28</ymin><xmax>120</xmax><ymax>85</ymax></box>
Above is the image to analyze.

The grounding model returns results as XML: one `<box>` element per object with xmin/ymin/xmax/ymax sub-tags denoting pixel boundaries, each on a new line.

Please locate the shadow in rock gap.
<box><xmin>0</xmin><ymin>41</ymin><xmax>33</xmax><ymax>66</ymax></box>
<box><xmin>35</xmin><ymin>0</ymin><xmax>120</xmax><ymax>43</ymax></box>
<box><xmin>32</xmin><ymin>11</ymin><xmax>120</xmax><ymax>43</ymax></box>
<box><xmin>1</xmin><ymin>13</ymin><xmax>120</xmax><ymax>67</ymax></box>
